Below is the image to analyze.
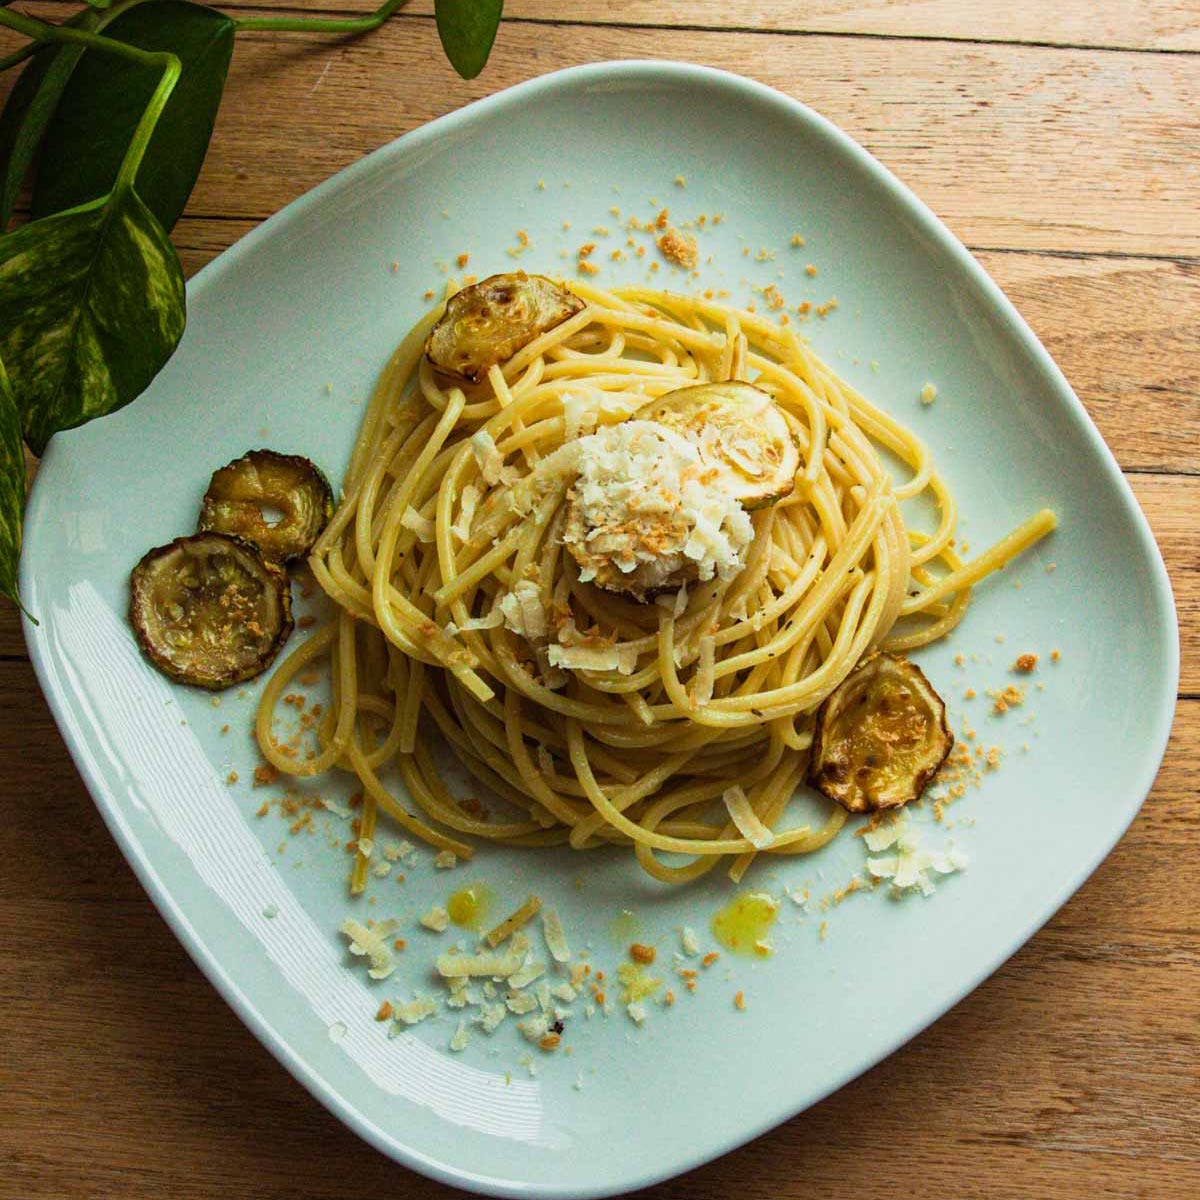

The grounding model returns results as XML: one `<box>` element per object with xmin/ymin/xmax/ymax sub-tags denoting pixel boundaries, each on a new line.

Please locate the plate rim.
<box><xmin>20</xmin><ymin>58</ymin><xmax>1181</xmax><ymax>1199</ymax></box>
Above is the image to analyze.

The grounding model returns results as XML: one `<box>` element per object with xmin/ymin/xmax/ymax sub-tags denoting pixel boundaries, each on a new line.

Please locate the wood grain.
<box><xmin>235</xmin><ymin>1</ymin><xmax>1200</xmax><ymax>52</ymax></box>
<box><xmin>0</xmin><ymin>2</ymin><xmax>1196</xmax><ymax>1197</ymax></box>
<box><xmin>5</xmin><ymin>14</ymin><xmax>1199</xmax><ymax>255</ymax></box>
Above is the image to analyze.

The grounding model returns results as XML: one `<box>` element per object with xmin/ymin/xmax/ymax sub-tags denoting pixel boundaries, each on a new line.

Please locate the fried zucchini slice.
<box><xmin>425</xmin><ymin>272</ymin><xmax>584</xmax><ymax>384</ymax></box>
<box><xmin>808</xmin><ymin>652</ymin><xmax>953</xmax><ymax>813</ymax></box>
<box><xmin>130</xmin><ymin>532</ymin><xmax>293</xmax><ymax>690</ymax></box>
<box><xmin>641</xmin><ymin>382</ymin><xmax>799</xmax><ymax>509</ymax></box>
<box><xmin>198</xmin><ymin>449</ymin><xmax>332</xmax><ymax>564</ymax></box>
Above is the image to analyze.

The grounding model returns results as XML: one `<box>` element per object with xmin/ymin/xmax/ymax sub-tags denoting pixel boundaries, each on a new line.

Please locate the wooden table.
<box><xmin>2</xmin><ymin>3</ymin><xmax>1197</xmax><ymax>1196</ymax></box>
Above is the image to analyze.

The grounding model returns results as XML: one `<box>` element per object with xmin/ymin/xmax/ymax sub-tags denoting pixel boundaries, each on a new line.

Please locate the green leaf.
<box><xmin>0</xmin><ymin>355</ymin><xmax>26</xmax><ymax>612</ymax></box>
<box><xmin>0</xmin><ymin>187</ymin><xmax>186</xmax><ymax>455</ymax></box>
<box><xmin>435</xmin><ymin>0</ymin><xmax>502</xmax><ymax>80</ymax></box>
<box><xmin>0</xmin><ymin>7</ymin><xmax>102</xmax><ymax>229</ymax></box>
<box><xmin>32</xmin><ymin>1</ymin><xmax>234</xmax><ymax>233</ymax></box>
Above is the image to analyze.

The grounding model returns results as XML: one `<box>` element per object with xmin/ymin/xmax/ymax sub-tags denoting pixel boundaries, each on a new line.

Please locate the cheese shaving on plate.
<box><xmin>340</xmin><ymin>918</ymin><xmax>399</xmax><ymax>980</ymax></box>
<box><xmin>542</xmin><ymin>906</ymin><xmax>571</xmax><ymax>962</ymax></box>
<box><xmin>865</xmin><ymin>815</ymin><xmax>968</xmax><ymax>895</ymax></box>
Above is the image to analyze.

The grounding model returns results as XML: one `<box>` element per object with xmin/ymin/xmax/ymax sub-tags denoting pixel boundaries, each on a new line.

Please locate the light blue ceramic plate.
<box><xmin>21</xmin><ymin>62</ymin><xmax>1178</xmax><ymax>1198</ymax></box>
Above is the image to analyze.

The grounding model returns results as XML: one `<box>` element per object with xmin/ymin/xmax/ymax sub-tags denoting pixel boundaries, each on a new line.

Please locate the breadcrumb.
<box><xmin>657</xmin><ymin>227</ymin><xmax>698</xmax><ymax>269</ymax></box>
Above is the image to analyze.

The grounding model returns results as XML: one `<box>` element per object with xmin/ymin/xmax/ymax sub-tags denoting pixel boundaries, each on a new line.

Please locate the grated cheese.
<box><xmin>436</xmin><ymin>945</ymin><xmax>526</xmax><ymax>978</ymax></box>
<box><xmin>450</xmin><ymin>483</ymin><xmax>479</xmax><ymax>543</ymax></box>
<box><xmin>420</xmin><ymin>906</ymin><xmax>449</xmax><ymax>932</ymax></box>
<box><xmin>722</xmin><ymin>785</ymin><xmax>774</xmax><ymax>850</ymax></box>
<box><xmin>340</xmin><ymin>918</ymin><xmax>400</xmax><ymax>980</ymax></box>
<box><xmin>542</xmin><ymin>907</ymin><xmax>571</xmax><ymax>963</ymax></box>
<box><xmin>866</xmin><ymin>816</ymin><xmax>968</xmax><ymax>895</ymax></box>
<box><xmin>391</xmin><ymin>994</ymin><xmax>437</xmax><ymax>1026</ymax></box>
<box><xmin>470</xmin><ymin>430</ymin><xmax>505</xmax><ymax>484</ymax></box>
<box><xmin>562</xmin><ymin>421</ymin><xmax>753</xmax><ymax>598</ymax></box>
<box><xmin>400</xmin><ymin>505</ymin><xmax>435</xmax><ymax>543</ymax></box>
<box><xmin>497</xmin><ymin>581</ymin><xmax>547</xmax><ymax>640</ymax></box>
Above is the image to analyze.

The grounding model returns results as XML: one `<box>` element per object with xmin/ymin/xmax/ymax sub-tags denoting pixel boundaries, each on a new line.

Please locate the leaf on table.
<box><xmin>435</xmin><ymin>0</ymin><xmax>503</xmax><ymax>81</ymax></box>
<box><xmin>0</xmin><ymin>7</ymin><xmax>103</xmax><ymax>228</ymax></box>
<box><xmin>0</xmin><ymin>187</ymin><xmax>186</xmax><ymax>456</ymax></box>
<box><xmin>32</xmin><ymin>0</ymin><xmax>235</xmax><ymax>233</ymax></box>
<box><xmin>0</xmin><ymin>355</ymin><xmax>27</xmax><ymax>612</ymax></box>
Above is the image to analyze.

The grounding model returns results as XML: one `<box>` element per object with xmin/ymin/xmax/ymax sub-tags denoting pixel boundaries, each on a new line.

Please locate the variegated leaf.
<box><xmin>0</xmin><ymin>355</ymin><xmax>25</xmax><ymax>611</ymax></box>
<box><xmin>0</xmin><ymin>187</ymin><xmax>186</xmax><ymax>455</ymax></box>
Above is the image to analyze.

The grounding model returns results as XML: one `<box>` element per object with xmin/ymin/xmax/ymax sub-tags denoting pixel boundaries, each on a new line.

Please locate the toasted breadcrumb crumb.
<box><xmin>226</xmin><ymin>771</ymin><xmax>239</xmax><ymax>784</ymax></box>
<box><xmin>1014</xmin><ymin>653</ymin><xmax>1038</xmax><ymax>672</ymax></box>
<box><xmin>990</xmin><ymin>684</ymin><xmax>1026</xmax><ymax>714</ymax></box>
<box><xmin>629</xmin><ymin>943</ymin><xmax>656</xmax><ymax>964</ymax></box>
<box><xmin>375</xmin><ymin>1001</ymin><xmax>393</xmax><ymax>1021</ymax></box>
<box><xmin>734</xmin><ymin>990</ymin><xmax>746</xmax><ymax>1011</ymax></box>
<box><xmin>657</xmin><ymin>227</ymin><xmax>698</xmax><ymax>269</ymax></box>
<box><xmin>253</xmin><ymin>764</ymin><xmax>279</xmax><ymax>788</ymax></box>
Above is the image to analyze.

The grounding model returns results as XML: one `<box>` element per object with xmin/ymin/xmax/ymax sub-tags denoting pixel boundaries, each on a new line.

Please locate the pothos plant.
<box><xmin>0</xmin><ymin>0</ymin><xmax>503</xmax><ymax>612</ymax></box>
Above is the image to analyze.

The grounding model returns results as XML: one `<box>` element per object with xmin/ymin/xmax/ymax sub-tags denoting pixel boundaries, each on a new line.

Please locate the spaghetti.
<box><xmin>257</xmin><ymin>279</ymin><xmax>1055</xmax><ymax>884</ymax></box>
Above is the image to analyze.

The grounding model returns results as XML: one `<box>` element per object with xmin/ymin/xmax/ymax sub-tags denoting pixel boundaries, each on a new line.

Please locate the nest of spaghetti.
<box><xmin>257</xmin><ymin>275</ymin><xmax>1055</xmax><ymax>885</ymax></box>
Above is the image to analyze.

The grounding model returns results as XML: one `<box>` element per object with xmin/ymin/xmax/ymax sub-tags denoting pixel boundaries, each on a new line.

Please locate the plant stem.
<box><xmin>0</xmin><ymin>7</ymin><xmax>181</xmax><ymax>196</ymax></box>
<box><xmin>0</xmin><ymin>40</ymin><xmax>41</xmax><ymax>72</ymax></box>
<box><xmin>233</xmin><ymin>0</ymin><xmax>408</xmax><ymax>35</ymax></box>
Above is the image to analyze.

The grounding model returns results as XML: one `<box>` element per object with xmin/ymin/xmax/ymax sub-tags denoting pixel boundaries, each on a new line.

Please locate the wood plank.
<box><xmin>194</xmin><ymin>21</ymin><xmax>1200</xmax><ymax>258</ymax></box>
<box><xmin>10</xmin><ymin>0</ymin><xmax>1200</xmax><ymax>52</ymax></box>
<box><xmin>976</xmin><ymin>253</ymin><xmax>1200</xmax><ymax>476</ymax></box>
<box><xmin>6</xmin><ymin>13</ymin><xmax>1195</xmax><ymax>257</ymax></box>
<box><xmin>0</xmin><ymin>667</ymin><xmax>1195</xmax><ymax>1196</ymax></box>
<box><xmin>1129</xmin><ymin>474</ymin><xmax>1200</xmax><ymax>695</ymax></box>
<box><xmin>489</xmin><ymin>0</ymin><xmax>1200</xmax><ymax>51</ymax></box>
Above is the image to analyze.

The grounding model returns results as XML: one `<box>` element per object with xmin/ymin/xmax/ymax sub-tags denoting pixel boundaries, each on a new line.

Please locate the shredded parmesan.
<box><xmin>391</xmin><ymin>994</ymin><xmax>437</xmax><ymax>1026</ymax></box>
<box><xmin>542</xmin><ymin>907</ymin><xmax>571</xmax><ymax>963</ymax></box>
<box><xmin>563</xmin><ymin>421</ymin><xmax>753</xmax><ymax>598</ymax></box>
<box><xmin>400</xmin><ymin>505</ymin><xmax>435</xmax><ymax>543</ymax></box>
<box><xmin>866</xmin><ymin>817</ymin><xmax>968</xmax><ymax>895</ymax></box>
<box><xmin>498</xmin><ymin>581</ymin><xmax>547</xmax><ymax>640</ymax></box>
<box><xmin>547</xmin><ymin>643</ymin><xmax>621</xmax><ymax>673</ymax></box>
<box><xmin>470</xmin><ymin>429</ymin><xmax>505</xmax><ymax>484</ymax></box>
<box><xmin>420</xmin><ymin>906</ymin><xmax>449</xmax><ymax>932</ymax></box>
<box><xmin>722</xmin><ymin>785</ymin><xmax>774</xmax><ymax>850</ymax></box>
<box><xmin>340</xmin><ymin>918</ymin><xmax>400</xmax><ymax>980</ymax></box>
<box><xmin>450</xmin><ymin>483</ymin><xmax>479</xmax><ymax>543</ymax></box>
<box><xmin>436</xmin><ymin>944</ymin><xmax>526</xmax><ymax>979</ymax></box>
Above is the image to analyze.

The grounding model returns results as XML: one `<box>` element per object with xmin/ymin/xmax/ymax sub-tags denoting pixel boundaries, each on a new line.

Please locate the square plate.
<box><xmin>21</xmin><ymin>62</ymin><xmax>1178</xmax><ymax>1198</ymax></box>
